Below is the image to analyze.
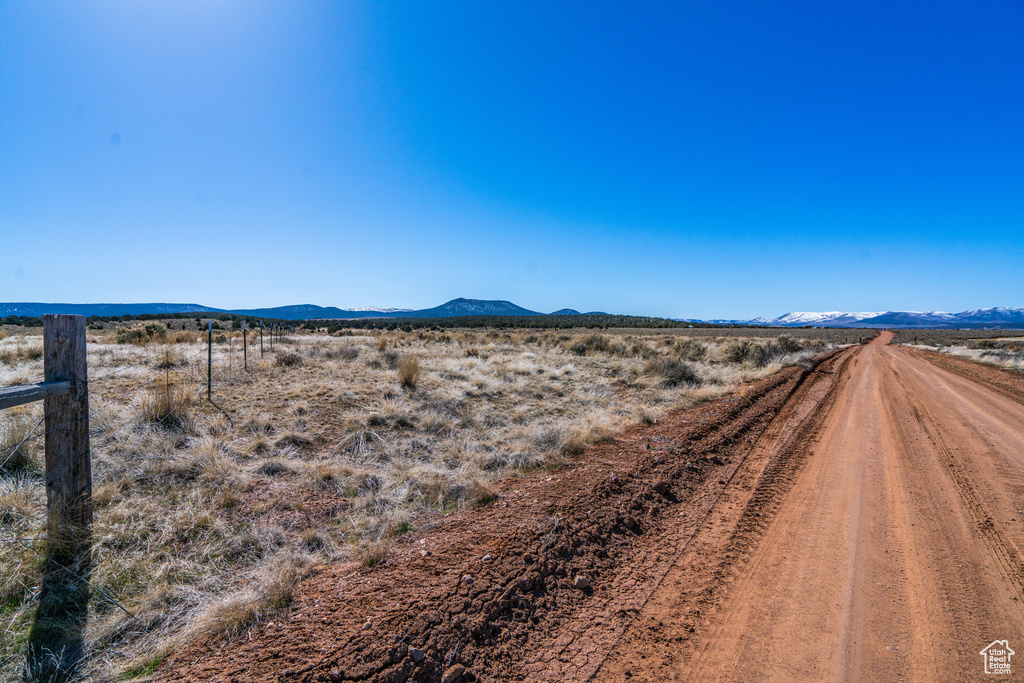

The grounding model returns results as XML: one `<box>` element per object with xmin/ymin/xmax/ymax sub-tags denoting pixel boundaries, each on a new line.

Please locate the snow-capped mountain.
<box><xmin>769</xmin><ymin>311</ymin><xmax>886</xmax><ymax>326</ymax></box>
<box><xmin>853</xmin><ymin>311</ymin><xmax>955</xmax><ymax>327</ymax></box>
<box><xmin>953</xmin><ymin>307</ymin><xmax>1024</xmax><ymax>325</ymax></box>
<box><xmin>732</xmin><ymin>308</ymin><xmax>1024</xmax><ymax>328</ymax></box>
<box><xmin>347</xmin><ymin>307</ymin><xmax>414</xmax><ymax>313</ymax></box>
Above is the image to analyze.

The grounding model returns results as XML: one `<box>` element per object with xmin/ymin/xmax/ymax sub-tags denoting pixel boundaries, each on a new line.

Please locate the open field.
<box><xmin>156</xmin><ymin>332</ymin><xmax>1024</xmax><ymax>683</ymax></box>
<box><xmin>893</xmin><ymin>328</ymin><xmax>1024</xmax><ymax>373</ymax></box>
<box><xmin>0</xmin><ymin>324</ymin><xmax>840</xmax><ymax>680</ymax></box>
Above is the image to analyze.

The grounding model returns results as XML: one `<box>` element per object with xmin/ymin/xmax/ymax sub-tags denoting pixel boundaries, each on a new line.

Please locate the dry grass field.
<box><xmin>0</xmin><ymin>323</ymin><xmax>846</xmax><ymax>680</ymax></box>
<box><xmin>892</xmin><ymin>328</ymin><xmax>1024</xmax><ymax>373</ymax></box>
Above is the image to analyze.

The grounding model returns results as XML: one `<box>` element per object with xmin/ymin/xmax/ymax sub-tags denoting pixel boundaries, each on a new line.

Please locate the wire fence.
<box><xmin>0</xmin><ymin>317</ymin><xmax>305</xmax><ymax>678</ymax></box>
<box><xmin>1</xmin><ymin>323</ymin><xmax>273</xmax><ymax>515</ymax></box>
<box><xmin>1</xmin><ymin>321</ymin><xmax>289</xmax><ymax>466</ymax></box>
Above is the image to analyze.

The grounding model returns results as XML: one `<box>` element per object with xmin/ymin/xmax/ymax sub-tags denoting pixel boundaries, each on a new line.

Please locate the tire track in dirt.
<box><xmin>603</xmin><ymin>332</ymin><xmax>1024</xmax><ymax>682</ymax></box>
<box><xmin>587</xmin><ymin>341</ymin><xmax>855</xmax><ymax>682</ymax></box>
<box><xmin>880</xmin><ymin>351</ymin><xmax>1024</xmax><ymax>599</ymax></box>
<box><xmin>519</xmin><ymin>349</ymin><xmax>851</xmax><ymax>681</ymax></box>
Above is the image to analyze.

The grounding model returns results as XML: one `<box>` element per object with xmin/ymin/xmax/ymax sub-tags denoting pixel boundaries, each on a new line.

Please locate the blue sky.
<box><xmin>1</xmin><ymin>1</ymin><xmax>1021</xmax><ymax>319</ymax></box>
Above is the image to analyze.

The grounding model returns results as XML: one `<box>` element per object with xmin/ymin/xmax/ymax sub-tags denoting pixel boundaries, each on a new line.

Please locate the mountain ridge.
<box><xmin>2</xmin><ymin>301</ymin><xmax>1023</xmax><ymax>328</ymax></box>
<box><xmin>705</xmin><ymin>307</ymin><xmax>1024</xmax><ymax>329</ymax></box>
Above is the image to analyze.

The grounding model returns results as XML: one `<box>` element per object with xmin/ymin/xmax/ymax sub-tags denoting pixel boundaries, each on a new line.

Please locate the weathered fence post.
<box><xmin>42</xmin><ymin>314</ymin><xmax>91</xmax><ymax>532</ymax></box>
<box><xmin>26</xmin><ymin>314</ymin><xmax>92</xmax><ymax>681</ymax></box>
<box><xmin>243</xmin><ymin>320</ymin><xmax>248</xmax><ymax>372</ymax></box>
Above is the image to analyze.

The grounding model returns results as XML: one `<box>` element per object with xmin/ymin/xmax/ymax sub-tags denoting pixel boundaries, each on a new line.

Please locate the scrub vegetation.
<box><xmin>894</xmin><ymin>329</ymin><xmax>1024</xmax><ymax>373</ymax></box>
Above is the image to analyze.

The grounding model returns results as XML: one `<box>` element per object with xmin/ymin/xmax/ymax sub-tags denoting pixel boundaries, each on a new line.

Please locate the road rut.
<box><xmin>596</xmin><ymin>332</ymin><xmax>1024</xmax><ymax>682</ymax></box>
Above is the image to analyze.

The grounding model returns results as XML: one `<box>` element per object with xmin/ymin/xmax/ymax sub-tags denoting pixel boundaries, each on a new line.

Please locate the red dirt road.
<box><xmin>163</xmin><ymin>335</ymin><xmax>1024</xmax><ymax>682</ymax></box>
<box><xmin>596</xmin><ymin>332</ymin><xmax>1024</xmax><ymax>682</ymax></box>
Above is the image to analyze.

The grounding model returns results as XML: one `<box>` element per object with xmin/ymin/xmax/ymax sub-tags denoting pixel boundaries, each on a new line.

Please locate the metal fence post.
<box><xmin>207</xmin><ymin>320</ymin><xmax>212</xmax><ymax>401</ymax></box>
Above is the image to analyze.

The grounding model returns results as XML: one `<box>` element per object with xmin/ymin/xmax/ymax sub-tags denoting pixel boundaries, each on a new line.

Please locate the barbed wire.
<box><xmin>1</xmin><ymin>344</ymin><xmax>210</xmax><ymax>466</ymax></box>
<box><xmin>0</xmin><ymin>414</ymin><xmax>45</xmax><ymax>471</ymax></box>
<box><xmin>89</xmin><ymin>340</ymin><xmax>209</xmax><ymax>385</ymax></box>
<box><xmin>6</xmin><ymin>532</ymin><xmax>138</xmax><ymax>619</ymax></box>
<box><xmin>2</xmin><ymin>332</ymin><xmax>272</xmax><ymax>477</ymax></box>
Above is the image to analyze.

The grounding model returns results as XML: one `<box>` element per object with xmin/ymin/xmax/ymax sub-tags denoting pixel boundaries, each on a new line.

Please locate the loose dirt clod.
<box><xmin>441</xmin><ymin>664</ymin><xmax>466</xmax><ymax>683</ymax></box>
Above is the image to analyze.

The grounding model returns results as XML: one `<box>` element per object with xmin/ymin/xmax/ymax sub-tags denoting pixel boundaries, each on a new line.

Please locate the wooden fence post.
<box><xmin>27</xmin><ymin>314</ymin><xmax>92</xmax><ymax>681</ymax></box>
<box><xmin>42</xmin><ymin>314</ymin><xmax>91</xmax><ymax>531</ymax></box>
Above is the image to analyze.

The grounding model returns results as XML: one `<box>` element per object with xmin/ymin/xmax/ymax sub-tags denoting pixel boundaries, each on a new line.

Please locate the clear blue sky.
<box><xmin>1</xmin><ymin>1</ymin><xmax>1021</xmax><ymax>319</ymax></box>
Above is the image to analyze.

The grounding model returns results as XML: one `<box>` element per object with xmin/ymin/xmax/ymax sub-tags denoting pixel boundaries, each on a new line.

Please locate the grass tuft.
<box><xmin>0</xmin><ymin>407</ymin><xmax>41</xmax><ymax>472</ymax></box>
<box><xmin>398</xmin><ymin>356</ymin><xmax>420</xmax><ymax>390</ymax></box>
<box><xmin>140</xmin><ymin>384</ymin><xmax>194</xmax><ymax>430</ymax></box>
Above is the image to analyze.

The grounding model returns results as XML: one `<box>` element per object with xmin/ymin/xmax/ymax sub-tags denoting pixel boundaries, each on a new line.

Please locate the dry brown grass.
<box><xmin>398</xmin><ymin>355</ymin><xmax>420</xmax><ymax>389</ymax></box>
<box><xmin>904</xmin><ymin>333</ymin><xmax>1024</xmax><ymax>373</ymax></box>
<box><xmin>0</xmin><ymin>406</ymin><xmax>41</xmax><ymax>473</ymax></box>
<box><xmin>0</xmin><ymin>324</ymin><xmax>841</xmax><ymax>679</ymax></box>
<box><xmin>190</xmin><ymin>551</ymin><xmax>316</xmax><ymax>639</ymax></box>
<box><xmin>139</xmin><ymin>383</ymin><xmax>195</xmax><ymax>430</ymax></box>
<box><xmin>0</xmin><ymin>342</ymin><xmax>42</xmax><ymax>365</ymax></box>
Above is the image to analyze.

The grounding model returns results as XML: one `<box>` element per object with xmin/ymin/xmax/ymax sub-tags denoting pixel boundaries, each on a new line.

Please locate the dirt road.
<box><xmin>163</xmin><ymin>335</ymin><xmax>1024</xmax><ymax>682</ymax></box>
<box><xmin>596</xmin><ymin>332</ymin><xmax>1024</xmax><ymax>682</ymax></box>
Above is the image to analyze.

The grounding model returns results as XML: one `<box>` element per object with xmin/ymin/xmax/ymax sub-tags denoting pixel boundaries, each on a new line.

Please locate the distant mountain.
<box><xmin>701</xmin><ymin>307</ymin><xmax>1024</xmax><ymax>329</ymax></box>
<box><xmin>953</xmin><ymin>307</ymin><xmax>1024</xmax><ymax>325</ymax></box>
<box><xmin>0</xmin><ymin>302</ymin><xmax>219</xmax><ymax>317</ymax></box>
<box><xmin>6</xmin><ymin>300</ymin><xmax>1022</xmax><ymax>328</ymax></box>
<box><xmin>0</xmin><ymin>299</ymin><xmax>549</xmax><ymax>320</ymax></box>
<box><xmin>225</xmin><ymin>304</ymin><xmax>387</xmax><ymax>320</ymax></box>
<box><xmin>347</xmin><ymin>307</ymin><xmax>413</xmax><ymax>313</ymax></box>
<box><xmin>853</xmin><ymin>311</ymin><xmax>955</xmax><ymax>328</ymax></box>
<box><xmin>234</xmin><ymin>299</ymin><xmax>543</xmax><ymax>320</ymax></box>
<box><xmin>852</xmin><ymin>308</ymin><xmax>1024</xmax><ymax>329</ymax></box>
<box><xmin>692</xmin><ymin>312</ymin><xmax>884</xmax><ymax>326</ymax></box>
<box><xmin>397</xmin><ymin>298</ymin><xmax>541</xmax><ymax>318</ymax></box>
<box><xmin>767</xmin><ymin>311</ymin><xmax>887</xmax><ymax>327</ymax></box>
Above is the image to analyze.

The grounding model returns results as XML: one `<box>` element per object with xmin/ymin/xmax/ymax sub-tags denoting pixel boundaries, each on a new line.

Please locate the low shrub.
<box><xmin>776</xmin><ymin>335</ymin><xmax>803</xmax><ymax>354</ymax></box>
<box><xmin>644</xmin><ymin>357</ymin><xmax>701</xmax><ymax>386</ymax></box>
<box><xmin>674</xmin><ymin>338</ymin><xmax>707</xmax><ymax>361</ymax></box>
<box><xmin>583</xmin><ymin>334</ymin><xmax>610</xmax><ymax>353</ymax></box>
<box><xmin>326</xmin><ymin>345</ymin><xmax>359</xmax><ymax>360</ymax></box>
<box><xmin>117</xmin><ymin>322</ymin><xmax>167</xmax><ymax>345</ymax></box>
<box><xmin>274</xmin><ymin>352</ymin><xmax>303</xmax><ymax>367</ymax></box>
